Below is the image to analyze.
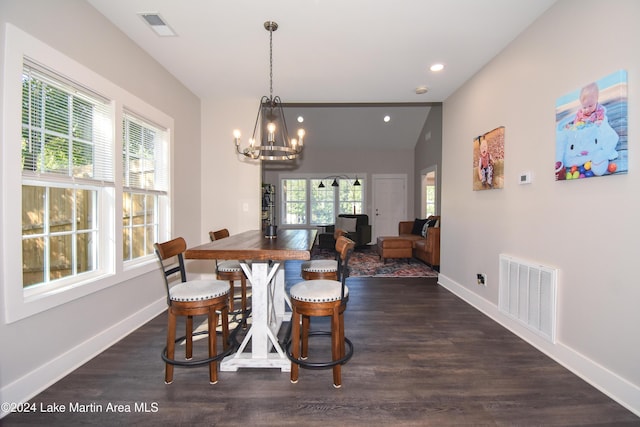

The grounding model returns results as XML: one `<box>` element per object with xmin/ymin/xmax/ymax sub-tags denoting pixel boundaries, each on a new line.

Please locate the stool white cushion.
<box><xmin>169</xmin><ymin>279</ymin><xmax>230</xmax><ymax>302</ymax></box>
<box><xmin>301</xmin><ymin>259</ymin><xmax>338</xmax><ymax>273</ymax></box>
<box><xmin>217</xmin><ymin>260</ymin><xmax>243</xmax><ymax>272</ymax></box>
<box><xmin>289</xmin><ymin>280</ymin><xmax>348</xmax><ymax>303</ymax></box>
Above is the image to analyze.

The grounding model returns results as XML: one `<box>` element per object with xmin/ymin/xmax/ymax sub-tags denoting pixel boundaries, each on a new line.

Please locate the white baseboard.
<box><xmin>437</xmin><ymin>273</ymin><xmax>640</xmax><ymax>417</ymax></box>
<box><xmin>0</xmin><ymin>298</ymin><xmax>165</xmax><ymax>419</ymax></box>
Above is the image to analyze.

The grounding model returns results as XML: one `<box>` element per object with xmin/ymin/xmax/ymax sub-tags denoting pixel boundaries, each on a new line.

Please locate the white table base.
<box><xmin>220</xmin><ymin>260</ymin><xmax>292</xmax><ymax>372</ymax></box>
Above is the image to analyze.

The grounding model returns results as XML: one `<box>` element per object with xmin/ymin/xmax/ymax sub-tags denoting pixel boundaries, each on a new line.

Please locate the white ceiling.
<box><xmin>85</xmin><ymin>0</ymin><xmax>557</xmax><ymax>148</ymax></box>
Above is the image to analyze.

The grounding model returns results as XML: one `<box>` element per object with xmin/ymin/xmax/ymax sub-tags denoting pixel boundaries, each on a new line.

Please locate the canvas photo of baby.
<box><xmin>555</xmin><ymin>70</ymin><xmax>628</xmax><ymax>181</ymax></box>
<box><xmin>473</xmin><ymin>126</ymin><xmax>505</xmax><ymax>191</ymax></box>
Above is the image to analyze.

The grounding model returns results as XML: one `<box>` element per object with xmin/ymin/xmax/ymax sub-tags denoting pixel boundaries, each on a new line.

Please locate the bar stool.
<box><xmin>209</xmin><ymin>229</ymin><xmax>248</xmax><ymax>317</ymax></box>
<box><xmin>300</xmin><ymin>228</ymin><xmax>346</xmax><ymax>280</ymax></box>
<box><xmin>288</xmin><ymin>236</ymin><xmax>355</xmax><ymax>388</ymax></box>
<box><xmin>154</xmin><ymin>237</ymin><xmax>231</xmax><ymax>384</ymax></box>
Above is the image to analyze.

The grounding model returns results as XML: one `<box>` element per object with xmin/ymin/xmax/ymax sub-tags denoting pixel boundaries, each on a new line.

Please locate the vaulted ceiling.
<box><xmin>86</xmin><ymin>0</ymin><xmax>557</xmax><ymax>148</ymax></box>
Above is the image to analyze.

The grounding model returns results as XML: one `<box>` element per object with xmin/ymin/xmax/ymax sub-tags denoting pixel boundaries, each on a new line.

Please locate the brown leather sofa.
<box><xmin>397</xmin><ymin>216</ymin><xmax>441</xmax><ymax>270</ymax></box>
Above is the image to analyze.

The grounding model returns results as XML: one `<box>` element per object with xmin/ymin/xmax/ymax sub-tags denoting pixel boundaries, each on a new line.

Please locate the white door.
<box><xmin>372</xmin><ymin>174</ymin><xmax>407</xmax><ymax>239</ymax></box>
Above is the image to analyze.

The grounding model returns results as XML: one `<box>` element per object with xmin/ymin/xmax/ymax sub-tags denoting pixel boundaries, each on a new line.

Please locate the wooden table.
<box><xmin>185</xmin><ymin>228</ymin><xmax>317</xmax><ymax>372</ymax></box>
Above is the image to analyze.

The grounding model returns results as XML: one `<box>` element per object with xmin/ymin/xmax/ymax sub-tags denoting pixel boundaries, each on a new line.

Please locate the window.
<box><xmin>282</xmin><ymin>179</ymin><xmax>306</xmax><ymax>225</ymax></box>
<box><xmin>310</xmin><ymin>179</ymin><xmax>334</xmax><ymax>224</ymax></box>
<box><xmin>21</xmin><ymin>61</ymin><xmax>111</xmax><ymax>290</ymax></box>
<box><xmin>122</xmin><ymin>113</ymin><xmax>168</xmax><ymax>262</ymax></box>
<box><xmin>3</xmin><ymin>24</ymin><xmax>173</xmax><ymax>322</ymax></box>
<box><xmin>280</xmin><ymin>176</ymin><xmax>365</xmax><ymax>226</ymax></box>
<box><xmin>338</xmin><ymin>178</ymin><xmax>364</xmax><ymax>215</ymax></box>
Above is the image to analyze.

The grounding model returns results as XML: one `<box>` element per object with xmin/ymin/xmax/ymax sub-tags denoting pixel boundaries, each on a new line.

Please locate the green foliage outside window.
<box><xmin>310</xmin><ymin>179</ymin><xmax>334</xmax><ymax>224</ymax></box>
<box><xmin>21</xmin><ymin>75</ymin><xmax>96</xmax><ymax>176</ymax></box>
<box><xmin>282</xmin><ymin>179</ymin><xmax>306</xmax><ymax>224</ymax></box>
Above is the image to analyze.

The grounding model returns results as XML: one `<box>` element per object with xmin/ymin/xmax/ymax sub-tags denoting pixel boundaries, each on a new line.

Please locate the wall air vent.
<box><xmin>499</xmin><ymin>254</ymin><xmax>558</xmax><ymax>343</ymax></box>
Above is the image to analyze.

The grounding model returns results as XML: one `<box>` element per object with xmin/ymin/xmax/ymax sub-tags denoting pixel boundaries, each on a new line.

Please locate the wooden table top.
<box><xmin>184</xmin><ymin>228</ymin><xmax>317</xmax><ymax>261</ymax></box>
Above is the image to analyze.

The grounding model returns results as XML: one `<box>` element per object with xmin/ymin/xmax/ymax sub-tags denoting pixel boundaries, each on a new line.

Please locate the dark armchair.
<box><xmin>318</xmin><ymin>214</ymin><xmax>371</xmax><ymax>249</ymax></box>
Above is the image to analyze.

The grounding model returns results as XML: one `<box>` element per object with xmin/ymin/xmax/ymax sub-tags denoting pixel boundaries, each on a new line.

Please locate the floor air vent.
<box><xmin>499</xmin><ymin>254</ymin><xmax>557</xmax><ymax>343</ymax></box>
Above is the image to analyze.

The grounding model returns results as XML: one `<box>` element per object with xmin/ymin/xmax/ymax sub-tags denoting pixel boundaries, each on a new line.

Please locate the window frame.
<box><xmin>1</xmin><ymin>24</ymin><xmax>173</xmax><ymax>323</ymax></box>
<box><xmin>278</xmin><ymin>174</ymin><xmax>366</xmax><ymax>227</ymax></box>
<box><xmin>281</xmin><ymin>178</ymin><xmax>307</xmax><ymax>225</ymax></box>
<box><xmin>122</xmin><ymin>111</ymin><xmax>169</xmax><ymax>263</ymax></box>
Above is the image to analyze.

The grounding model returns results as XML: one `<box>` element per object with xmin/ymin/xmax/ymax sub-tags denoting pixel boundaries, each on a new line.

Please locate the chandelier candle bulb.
<box><xmin>267</xmin><ymin>122</ymin><xmax>276</xmax><ymax>143</ymax></box>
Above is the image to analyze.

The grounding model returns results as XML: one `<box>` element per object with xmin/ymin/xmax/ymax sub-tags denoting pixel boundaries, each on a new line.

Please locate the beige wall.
<box><xmin>439</xmin><ymin>0</ymin><xmax>639</xmax><ymax>414</ymax></box>
<box><xmin>0</xmin><ymin>0</ymin><xmax>201</xmax><ymax>407</ymax></box>
<box><xmin>198</xmin><ymin>98</ymin><xmax>262</xmax><ymax>238</ymax></box>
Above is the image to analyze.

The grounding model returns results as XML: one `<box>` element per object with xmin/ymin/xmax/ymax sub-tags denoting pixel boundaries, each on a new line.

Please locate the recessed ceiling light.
<box><xmin>415</xmin><ymin>86</ymin><xmax>429</xmax><ymax>94</ymax></box>
<box><xmin>139</xmin><ymin>13</ymin><xmax>177</xmax><ymax>37</ymax></box>
<box><xmin>297</xmin><ymin>116</ymin><xmax>304</xmax><ymax>123</ymax></box>
<box><xmin>383</xmin><ymin>115</ymin><xmax>391</xmax><ymax>123</ymax></box>
<box><xmin>430</xmin><ymin>63</ymin><xmax>444</xmax><ymax>72</ymax></box>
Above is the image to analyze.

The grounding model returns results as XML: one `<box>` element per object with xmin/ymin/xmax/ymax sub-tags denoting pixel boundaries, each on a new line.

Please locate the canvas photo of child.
<box><xmin>555</xmin><ymin>70</ymin><xmax>628</xmax><ymax>181</ymax></box>
<box><xmin>473</xmin><ymin>126</ymin><xmax>505</xmax><ymax>191</ymax></box>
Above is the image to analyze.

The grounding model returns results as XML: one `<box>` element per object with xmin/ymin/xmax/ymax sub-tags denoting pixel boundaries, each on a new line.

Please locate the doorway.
<box><xmin>421</xmin><ymin>166</ymin><xmax>437</xmax><ymax>217</ymax></box>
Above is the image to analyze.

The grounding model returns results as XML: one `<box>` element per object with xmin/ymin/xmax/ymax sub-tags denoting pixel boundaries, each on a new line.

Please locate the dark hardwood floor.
<box><xmin>3</xmin><ymin>277</ymin><xmax>638</xmax><ymax>426</ymax></box>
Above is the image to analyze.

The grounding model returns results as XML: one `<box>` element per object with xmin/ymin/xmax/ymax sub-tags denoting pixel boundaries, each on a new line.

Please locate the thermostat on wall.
<box><xmin>519</xmin><ymin>171</ymin><xmax>532</xmax><ymax>184</ymax></box>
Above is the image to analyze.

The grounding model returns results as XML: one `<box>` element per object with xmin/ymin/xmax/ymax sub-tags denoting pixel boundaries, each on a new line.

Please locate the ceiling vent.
<box><xmin>139</xmin><ymin>13</ymin><xmax>176</xmax><ymax>37</ymax></box>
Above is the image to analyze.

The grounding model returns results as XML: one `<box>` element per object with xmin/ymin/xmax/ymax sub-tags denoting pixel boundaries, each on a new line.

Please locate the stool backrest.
<box><xmin>154</xmin><ymin>237</ymin><xmax>188</xmax><ymax>305</ymax></box>
<box><xmin>333</xmin><ymin>228</ymin><xmax>347</xmax><ymax>266</ymax></box>
<box><xmin>335</xmin><ymin>236</ymin><xmax>355</xmax><ymax>301</ymax></box>
<box><xmin>209</xmin><ymin>229</ymin><xmax>232</xmax><ymax>269</ymax></box>
<box><xmin>209</xmin><ymin>229</ymin><xmax>230</xmax><ymax>241</ymax></box>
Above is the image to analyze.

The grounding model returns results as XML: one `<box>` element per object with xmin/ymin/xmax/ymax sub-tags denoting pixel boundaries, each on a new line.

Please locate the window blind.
<box><xmin>21</xmin><ymin>59</ymin><xmax>114</xmax><ymax>185</ymax></box>
<box><xmin>122</xmin><ymin>111</ymin><xmax>168</xmax><ymax>193</ymax></box>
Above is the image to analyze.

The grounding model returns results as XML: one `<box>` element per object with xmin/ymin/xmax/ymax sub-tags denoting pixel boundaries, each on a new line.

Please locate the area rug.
<box><xmin>306</xmin><ymin>244</ymin><xmax>438</xmax><ymax>278</ymax></box>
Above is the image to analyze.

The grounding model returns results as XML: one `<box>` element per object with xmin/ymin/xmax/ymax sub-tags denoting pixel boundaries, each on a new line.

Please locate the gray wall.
<box><xmin>414</xmin><ymin>104</ymin><xmax>443</xmax><ymax>217</ymax></box>
<box><xmin>263</xmin><ymin>105</ymin><xmax>442</xmax><ymax>223</ymax></box>
<box><xmin>263</xmin><ymin>142</ymin><xmax>418</xmax><ymax>220</ymax></box>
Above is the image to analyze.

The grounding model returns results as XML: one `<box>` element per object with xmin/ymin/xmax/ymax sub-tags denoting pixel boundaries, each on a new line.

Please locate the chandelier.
<box><xmin>234</xmin><ymin>21</ymin><xmax>305</xmax><ymax>161</ymax></box>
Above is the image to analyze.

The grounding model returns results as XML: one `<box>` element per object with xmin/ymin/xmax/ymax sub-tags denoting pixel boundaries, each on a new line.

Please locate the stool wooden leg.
<box><xmin>241</xmin><ymin>276</ymin><xmax>247</xmax><ymax>314</ymax></box>
<box><xmin>165</xmin><ymin>310</ymin><xmax>176</xmax><ymax>384</ymax></box>
<box><xmin>339</xmin><ymin>309</ymin><xmax>346</xmax><ymax>360</ymax></box>
<box><xmin>185</xmin><ymin>315</ymin><xmax>193</xmax><ymax>360</ymax></box>
<box><xmin>331</xmin><ymin>307</ymin><xmax>342</xmax><ymax>388</ymax></box>
<box><xmin>240</xmin><ymin>276</ymin><xmax>248</xmax><ymax>328</ymax></box>
<box><xmin>228</xmin><ymin>281</ymin><xmax>235</xmax><ymax>312</ymax></box>
<box><xmin>301</xmin><ymin>315</ymin><xmax>310</xmax><ymax>359</ymax></box>
<box><xmin>221</xmin><ymin>305</ymin><xmax>229</xmax><ymax>351</ymax></box>
<box><xmin>290</xmin><ymin>308</ymin><xmax>301</xmax><ymax>383</ymax></box>
<box><xmin>208</xmin><ymin>307</ymin><xmax>218</xmax><ymax>384</ymax></box>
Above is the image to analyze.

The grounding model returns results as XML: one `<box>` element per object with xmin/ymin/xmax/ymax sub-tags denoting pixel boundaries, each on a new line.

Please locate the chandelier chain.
<box><xmin>269</xmin><ymin>25</ymin><xmax>273</xmax><ymax>101</ymax></box>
